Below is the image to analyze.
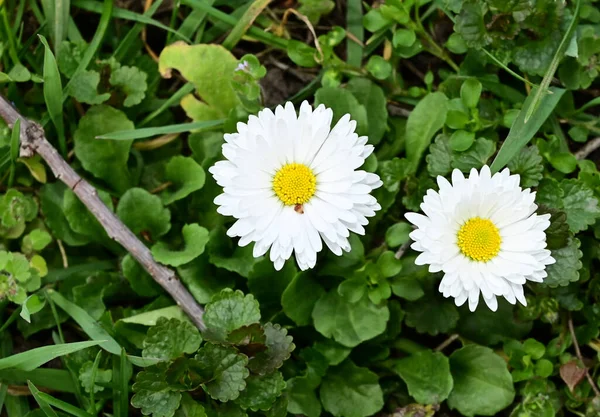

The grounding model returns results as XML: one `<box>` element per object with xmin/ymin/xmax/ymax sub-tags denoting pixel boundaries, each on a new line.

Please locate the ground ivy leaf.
<box><xmin>282</xmin><ymin>272</ymin><xmax>325</xmax><ymax>326</ymax></box>
<box><xmin>404</xmin><ymin>294</ymin><xmax>459</xmax><ymax>336</ymax></box>
<box><xmin>161</xmin><ymin>156</ymin><xmax>206</xmax><ymax>205</ymax></box>
<box><xmin>158</xmin><ymin>43</ymin><xmax>241</xmax><ymax>120</ymax></box>
<box><xmin>392</xmin><ymin>350</ymin><xmax>453</xmax><ymax>405</ymax></box>
<box><xmin>452</xmin><ymin>138</ymin><xmax>496</xmax><ymax>172</ymax></box>
<box><xmin>204</xmin><ymin>289</ymin><xmax>261</xmax><ymax>340</ymax></box>
<box><xmin>455</xmin><ymin>1</ymin><xmax>490</xmax><ymax>48</ymax></box>
<box><xmin>109</xmin><ymin>64</ymin><xmax>148</xmax><ymax>107</ymax></box>
<box><xmin>235</xmin><ymin>371</ymin><xmax>286</xmax><ymax>411</ymax></box>
<box><xmin>176</xmin><ymin>393</ymin><xmax>207</xmax><ymax>417</ymax></box>
<box><xmin>448</xmin><ymin>345</ymin><xmax>515</xmax><ymax>417</ymax></box>
<box><xmin>118</xmin><ymin>188</ymin><xmax>171</xmax><ymax>240</ymax></box>
<box><xmin>248</xmin><ymin>323</ymin><xmax>295</xmax><ymax>375</ymax></box>
<box><xmin>312</xmin><ymin>291</ymin><xmax>389</xmax><ymax>348</ymax></box>
<box><xmin>194</xmin><ymin>343</ymin><xmax>249</xmax><ymax>401</ymax></box>
<box><xmin>151</xmin><ymin>224</ymin><xmax>209</xmax><ymax>267</ymax></box>
<box><xmin>74</xmin><ymin>105</ymin><xmax>134</xmax><ymax>193</ymax></box>
<box><xmin>286</xmin><ymin>375</ymin><xmax>321</xmax><ymax>417</ymax></box>
<box><xmin>57</xmin><ymin>40</ymin><xmax>86</xmax><ymax>77</ymax></box>
<box><xmin>560</xmin><ymin>179</ymin><xmax>600</xmax><ymax>233</ymax></box>
<box><xmin>379</xmin><ymin>157</ymin><xmax>410</xmax><ymax>193</ymax></box>
<box><xmin>426</xmin><ymin>134</ymin><xmax>453</xmax><ymax>177</ymax></box>
<box><xmin>346</xmin><ymin>77</ymin><xmax>388</xmax><ymax>144</ymax></box>
<box><xmin>537</xmin><ymin>207</ymin><xmax>569</xmax><ymax>250</ymax></box>
<box><xmin>79</xmin><ymin>360</ymin><xmax>112</xmax><ymax>393</ymax></box>
<box><xmin>142</xmin><ymin>317</ymin><xmax>202</xmax><ymax>361</ymax></box>
<box><xmin>320</xmin><ymin>360</ymin><xmax>384</xmax><ymax>417</ymax></box>
<box><xmin>67</xmin><ymin>70</ymin><xmax>111</xmax><ymax>105</ymax></box>
<box><xmin>544</xmin><ymin>237</ymin><xmax>583</xmax><ymax>287</ymax></box>
<box><xmin>131</xmin><ymin>363</ymin><xmax>182</xmax><ymax>417</ymax></box>
<box><xmin>507</xmin><ymin>146</ymin><xmax>544</xmax><ymax>188</ymax></box>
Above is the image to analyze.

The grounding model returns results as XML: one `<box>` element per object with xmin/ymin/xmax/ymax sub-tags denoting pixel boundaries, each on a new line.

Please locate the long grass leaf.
<box><xmin>524</xmin><ymin>0</ymin><xmax>581</xmax><ymax>123</ymax></box>
<box><xmin>139</xmin><ymin>83</ymin><xmax>195</xmax><ymax>127</ymax></box>
<box><xmin>0</xmin><ymin>384</ymin><xmax>7</xmax><ymax>414</ymax></box>
<box><xmin>491</xmin><ymin>87</ymin><xmax>566</xmax><ymax>172</ymax></box>
<box><xmin>88</xmin><ymin>351</ymin><xmax>102</xmax><ymax>412</ymax></box>
<box><xmin>39</xmin><ymin>35</ymin><xmax>66</xmax><ymax>155</ymax></box>
<box><xmin>97</xmin><ymin>119</ymin><xmax>225</xmax><ymax>140</ymax></box>
<box><xmin>113</xmin><ymin>0</ymin><xmax>163</xmax><ymax>63</ymax></box>
<box><xmin>28</xmin><ymin>381</ymin><xmax>59</xmax><ymax>417</ymax></box>
<box><xmin>47</xmin><ymin>290</ymin><xmax>122</xmax><ymax>355</ymax></box>
<box><xmin>72</xmin><ymin>0</ymin><xmax>190</xmax><ymax>42</ymax></box>
<box><xmin>112</xmin><ymin>349</ymin><xmax>130</xmax><ymax>417</ymax></box>
<box><xmin>0</xmin><ymin>368</ymin><xmax>76</xmax><ymax>393</ymax></box>
<box><xmin>0</xmin><ymin>341</ymin><xmax>101</xmax><ymax>371</ymax></box>
<box><xmin>45</xmin><ymin>261</ymin><xmax>115</xmax><ymax>283</ymax></box>
<box><xmin>346</xmin><ymin>0</ymin><xmax>363</xmax><ymax>67</ymax></box>
<box><xmin>34</xmin><ymin>391</ymin><xmax>94</xmax><ymax>417</ymax></box>
<box><xmin>222</xmin><ymin>0</ymin><xmax>272</xmax><ymax>50</ymax></box>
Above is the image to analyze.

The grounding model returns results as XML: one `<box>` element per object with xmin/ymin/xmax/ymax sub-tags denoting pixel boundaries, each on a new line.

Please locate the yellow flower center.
<box><xmin>457</xmin><ymin>217</ymin><xmax>501</xmax><ymax>262</ymax></box>
<box><xmin>273</xmin><ymin>163</ymin><xmax>317</xmax><ymax>206</ymax></box>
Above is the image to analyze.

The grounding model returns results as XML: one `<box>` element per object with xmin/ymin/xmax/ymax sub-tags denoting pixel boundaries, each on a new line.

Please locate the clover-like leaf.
<box><xmin>142</xmin><ymin>317</ymin><xmax>202</xmax><ymax>361</ymax></box>
<box><xmin>320</xmin><ymin>360</ymin><xmax>384</xmax><ymax>417</ymax></box>
<box><xmin>404</xmin><ymin>294</ymin><xmax>459</xmax><ymax>336</ymax></box>
<box><xmin>448</xmin><ymin>345</ymin><xmax>515</xmax><ymax>417</ymax></box>
<box><xmin>109</xmin><ymin>64</ymin><xmax>148</xmax><ymax>107</ymax></box>
<box><xmin>152</xmin><ymin>224</ymin><xmax>209</xmax><ymax>267</ymax></box>
<box><xmin>544</xmin><ymin>237</ymin><xmax>583</xmax><ymax>287</ymax></box>
<box><xmin>21</xmin><ymin>229</ymin><xmax>52</xmax><ymax>255</ymax></box>
<box><xmin>392</xmin><ymin>350</ymin><xmax>453</xmax><ymax>405</ymax></box>
<box><xmin>507</xmin><ymin>145</ymin><xmax>544</xmax><ymax>188</ymax></box>
<box><xmin>204</xmin><ymin>289</ymin><xmax>261</xmax><ymax>340</ymax></box>
<box><xmin>159</xmin><ymin>43</ymin><xmax>240</xmax><ymax>121</ymax></box>
<box><xmin>427</xmin><ymin>134</ymin><xmax>453</xmax><ymax>177</ymax></box>
<box><xmin>79</xmin><ymin>361</ymin><xmax>113</xmax><ymax>393</ymax></box>
<box><xmin>248</xmin><ymin>323</ymin><xmax>295</xmax><ymax>375</ymax></box>
<box><xmin>0</xmin><ymin>189</ymin><xmax>38</xmax><ymax>238</ymax></box>
<box><xmin>312</xmin><ymin>291</ymin><xmax>389</xmax><ymax>348</ymax></box>
<box><xmin>194</xmin><ymin>343</ymin><xmax>249</xmax><ymax>401</ymax></box>
<box><xmin>131</xmin><ymin>363</ymin><xmax>182</xmax><ymax>417</ymax></box>
<box><xmin>118</xmin><ymin>188</ymin><xmax>171</xmax><ymax>240</ymax></box>
<box><xmin>235</xmin><ymin>371</ymin><xmax>286</xmax><ymax>411</ymax></box>
<box><xmin>74</xmin><ymin>105</ymin><xmax>134</xmax><ymax>193</ymax></box>
<box><xmin>161</xmin><ymin>156</ymin><xmax>206</xmax><ymax>205</ymax></box>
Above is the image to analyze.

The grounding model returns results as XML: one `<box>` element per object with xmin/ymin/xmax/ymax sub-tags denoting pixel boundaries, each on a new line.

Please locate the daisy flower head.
<box><xmin>405</xmin><ymin>166</ymin><xmax>555</xmax><ymax>312</ymax></box>
<box><xmin>209</xmin><ymin>101</ymin><xmax>383</xmax><ymax>271</ymax></box>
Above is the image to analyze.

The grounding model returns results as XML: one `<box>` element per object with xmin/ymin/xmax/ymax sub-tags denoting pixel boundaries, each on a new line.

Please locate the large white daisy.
<box><xmin>209</xmin><ymin>101</ymin><xmax>382</xmax><ymax>271</ymax></box>
<box><xmin>405</xmin><ymin>166</ymin><xmax>555</xmax><ymax>312</ymax></box>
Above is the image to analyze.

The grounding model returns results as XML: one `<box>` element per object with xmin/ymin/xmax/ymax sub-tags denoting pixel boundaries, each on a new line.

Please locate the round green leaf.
<box><xmin>449</xmin><ymin>130</ymin><xmax>475</xmax><ymax>152</ymax></box>
<box><xmin>151</xmin><ymin>224</ymin><xmax>209</xmax><ymax>267</ymax></box>
<box><xmin>392</xmin><ymin>350</ymin><xmax>453</xmax><ymax>404</ymax></box>
<box><xmin>117</xmin><ymin>188</ymin><xmax>171</xmax><ymax>239</ymax></box>
<box><xmin>161</xmin><ymin>156</ymin><xmax>206</xmax><ymax>205</ymax></box>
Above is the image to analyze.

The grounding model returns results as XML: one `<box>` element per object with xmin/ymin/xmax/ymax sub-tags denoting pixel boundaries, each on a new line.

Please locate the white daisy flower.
<box><xmin>405</xmin><ymin>166</ymin><xmax>555</xmax><ymax>312</ymax></box>
<box><xmin>209</xmin><ymin>101</ymin><xmax>382</xmax><ymax>271</ymax></box>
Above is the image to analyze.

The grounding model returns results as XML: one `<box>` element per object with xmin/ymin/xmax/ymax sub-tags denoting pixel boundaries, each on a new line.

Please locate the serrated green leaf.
<box><xmin>79</xmin><ymin>361</ymin><xmax>112</xmax><ymax>393</ymax></box>
<box><xmin>110</xmin><ymin>64</ymin><xmax>148</xmax><ymax>107</ymax></box>
<box><xmin>236</xmin><ymin>372</ymin><xmax>286</xmax><ymax>411</ymax></box>
<box><xmin>194</xmin><ymin>343</ymin><xmax>249</xmax><ymax>401</ymax></box>
<box><xmin>404</xmin><ymin>295</ymin><xmax>459</xmax><ymax>336</ymax></box>
<box><xmin>142</xmin><ymin>318</ymin><xmax>202</xmax><ymax>361</ymax></box>
<box><xmin>151</xmin><ymin>224</ymin><xmax>209</xmax><ymax>267</ymax></box>
<box><xmin>448</xmin><ymin>345</ymin><xmax>515</xmax><ymax>417</ymax></box>
<box><xmin>507</xmin><ymin>146</ymin><xmax>544</xmax><ymax>188</ymax></box>
<box><xmin>176</xmin><ymin>394</ymin><xmax>206</xmax><ymax>417</ymax></box>
<box><xmin>117</xmin><ymin>188</ymin><xmax>171</xmax><ymax>239</ymax></box>
<box><xmin>392</xmin><ymin>350</ymin><xmax>453</xmax><ymax>405</ymax></box>
<box><xmin>560</xmin><ymin>179</ymin><xmax>600</xmax><ymax>233</ymax></box>
<box><xmin>203</xmin><ymin>289</ymin><xmax>261</xmax><ymax>340</ymax></box>
<box><xmin>74</xmin><ymin>105</ymin><xmax>134</xmax><ymax>193</ymax></box>
<box><xmin>161</xmin><ymin>156</ymin><xmax>206</xmax><ymax>205</ymax></box>
<box><xmin>131</xmin><ymin>363</ymin><xmax>182</xmax><ymax>417</ymax></box>
<box><xmin>312</xmin><ymin>291</ymin><xmax>389</xmax><ymax>347</ymax></box>
<box><xmin>320</xmin><ymin>360</ymin><xmax>384</xmax><ymax>417</ymax></box>
<box><xmin>452</xmin><ymin>138</ymin><xmax>496</xmax><ymax>173</ymax></box>
<box><xmin>248</xmin><ymin>323</ymin><xmax>295</xmax><ymax>375</ymax></box>
<box><xmin>544</xmin><ymin>237</ymin><xmax>582</xmax><ymax>287</ymax></box>
<box><xmin>427</xmin><ymin>134</ymin><xmax>453</xmax><ymax>177</ymax></box>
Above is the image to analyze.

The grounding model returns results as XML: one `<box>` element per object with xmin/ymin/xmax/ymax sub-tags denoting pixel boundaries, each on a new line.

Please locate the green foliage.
<box><xmin>151</xmin><ymin>224</ymin><xmax>210</xmax><ymax>267</ymax></box>
<box><xmin>142</xmin><ymin>318</ymin><xmax>202</xmax><ymax>361</ymax></box>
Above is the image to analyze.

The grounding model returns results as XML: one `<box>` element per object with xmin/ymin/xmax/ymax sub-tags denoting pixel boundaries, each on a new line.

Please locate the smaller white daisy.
<box><xmin>209</xmin><ymin>101</ymin><xmax>382</xmax><ymax>271</ymax></box>
<box><xmin>405</xmin><ymin>166</ymin><xmax>555</xmax><ymax>312</ymax></box>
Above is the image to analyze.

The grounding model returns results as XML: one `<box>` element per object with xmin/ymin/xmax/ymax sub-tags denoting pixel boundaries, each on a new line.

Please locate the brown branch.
<box><xmin>575</xmin><ymin>136</ymin><xmax>600</xmax><ymax>160</ymax></box>
<box><xmin>0</xmin><ymin>94</ymin><xmax>206</xmax><ymax>332</ymax></box>
<box><xmin>568</xmin><ymin>316</ymin><xmax>600</xmax><ymax>397</ymax></box>
<box><xmin>394</xmin><ymin>240</ymin><xmax>412</xmax><ymax>260</ymax></box>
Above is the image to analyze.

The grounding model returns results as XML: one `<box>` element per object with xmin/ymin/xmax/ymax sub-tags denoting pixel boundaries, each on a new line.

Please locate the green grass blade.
<box><xmin>113</xmin><ymin>0</ymin><xmax>163</xmax><ymax>63</ymax></box>
<box><xmin>1</xmin><ymin>7</ymin><xmax>21</xmax><ymax>65</ymax></box>
<box><xmin>573</xmin><ymin>96</ymin><xmax>600</xmax><ymax>115</ymax></box>
<box><xmin>491</xmin><ymin>87</ymin><xmax>566</xmax><ymax>172</ymax></box>
<box><xmin>178</xmin><ymin>6</ymin><xmax>212</xmax><ymax>40</ymax></box>
<box><xmin>34</xmin><ymin>391</ymin><xmax>94</xmax><ymax>417</ymax></box>
<box><xmin>346</xmin><ymin>0</ymin><xmax>363</xmax><ymax>67</ymax></box>
<box><xmin>88</xmin><ymin>351</ymin><xmax>101</xmax><ymax>412</ymax></box>
<box><xmin>39</xmin><ymin>35</ymin><xmax>66</xmax><ymax>156</ymax></box>
<box><xmin>0</xmin><ymin>340</ymin><xmax>102</xmax><ymax>371</ymax></box>
<box><xmin>72</xmin><ymin>0</ymin><xmax>190</xmax><ymax>42</ymax></box>
<box><xmin>0</xmin><ymin>384</ymin><xmax>7</xmax><ymax>414</ymax></box>
<box><xmin>28</xmin><ymin>381</ymin><xmax>59</xmax><ymax>417</ymax></box>
<box><xmin>8</xmin><ymin>119</ymin><xmax>20</xmax><ymax>187</ymax></box>
<box><xmin>40</xmin><ymin>0</ymin><xmax>69</xmax><ymax>50</ymax></box>
<box><xmin>524</xmin><ymin>0</ymin><xmax>581</xmax><ymax>123</ymax></box>
<box><xmin>112</xmin><ymin>349</ymin><xmax>130</xmax><ymax>417</ymax></box>
<box><xmin>97</xmin><ymin>119</ymin><xmax>225</xmax><ymax>140</ymax></box>
<box><xmin>5</xmin><ymin>394</ymin><xmax>29</xmax><ymax>417</ymax></box>
<box><xmin>222</xmin><ymin>0</ymin><xmax>271</xmax><ymax>50</ymax></box>
<box><xmin>139</xmin><ymin>83</ymin><xmax>195</xmax><ymax>127</ymax></box>
<box><xmin>181</xmin><ymin>0</ymin><xmax>287</xmax><ymax>49</ymax></box>
<box><xmin>0</xmin><ymin>306</ymin><xmax>22</xmax><ymax>334</ymax></box>
<box><xmin>44</xmin><ymin>261</ymin><xmax>115</xmax><ymax>283</ymax></box>
<box><xmin>47</xmin><ymin>290</ymin><xmax>122</xmax><ymax>355</ymax></box>
<box><xmin>0</xmin><ymin>369</ymin><xmax>76</xmax><ymax>393</ymax></box>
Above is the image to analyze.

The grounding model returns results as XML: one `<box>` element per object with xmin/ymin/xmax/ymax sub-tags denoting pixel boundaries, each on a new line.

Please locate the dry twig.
<box><xmin>0</xmin><ymin>94</ymin><xmax>206</xmax><ymax>331</ymax></box>
<box><xmin>575</xmin><ymin>136</ymin><xmax>600</xmax><ymax>160</ymax></box>
<box><xmin>568</xmin><ymin>316</ymin><xmax>600</xmax><ymax>397</ymax></box>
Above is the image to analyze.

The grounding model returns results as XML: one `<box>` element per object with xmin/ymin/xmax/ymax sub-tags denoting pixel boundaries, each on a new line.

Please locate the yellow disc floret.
<box><xmin>273</xmin><ymin>163</ymin><xmax>317</xmax><ymax>205</ymax></box>
<box><xmin>457</xmin><ymin>217</ymin><xmax>501</xmax><ymax>262</ymax></box>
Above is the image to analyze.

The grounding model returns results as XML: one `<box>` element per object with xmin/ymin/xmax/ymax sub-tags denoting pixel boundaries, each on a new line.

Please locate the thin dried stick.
<box><xmin>575</xmin><ymin>137</ymin><xmax>600</xmax><ymax>160</ymax></box>
<box><xmin>568</xmin><ymin>316</ymin><xmax>600</xmax><ymax>397</ymax></box>
<box><xmin>395</xmin><ymin>240</ymin><xmax>411</xmax><ymax>260</ymax></box>
<box><xmin>0</xmin><ymin>94</ymin><xmax>206</xmax><ymax>331</ymax></box>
